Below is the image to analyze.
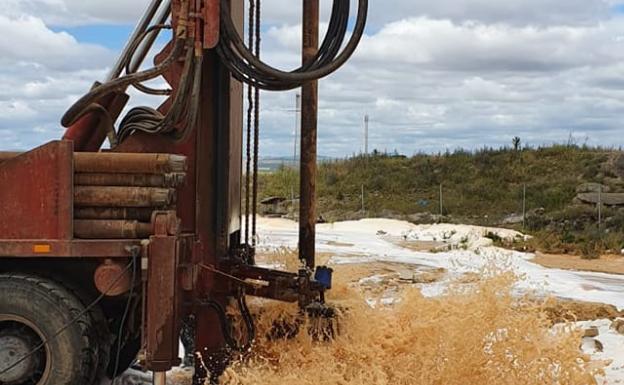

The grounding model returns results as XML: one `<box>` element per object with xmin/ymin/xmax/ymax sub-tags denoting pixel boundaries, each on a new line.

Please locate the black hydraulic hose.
<box><xmin>125</xmin><ymin>24</ymin><xmax>174</xmax><ymax>96</ymax></box>
<box><xmin>171</xmin><ymin>54</ymin><xmax>203</xmax><ymax>143</ymax></box>
<box><xmin>117</xmin><ymin>42</ymin><xmax>197</xmax><ymax>141</ymax></box>
<box><xmin>200</xmin><ymin>294</ymin><xmax>255</xmax><ymax>353</ymax></box>
<box><xmin>216</xmin><ymin>0</ymin><xmax>368</xmax><ymax>90</ymax></box>
<box><xmin>61</xmin><ymin>38</ymin><xmax>186</xmax><ymax>128</ymax></box>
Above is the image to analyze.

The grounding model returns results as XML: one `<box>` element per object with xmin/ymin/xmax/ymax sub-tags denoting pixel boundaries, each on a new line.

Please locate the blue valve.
<box><xmin>314</xmin><ymin>266</ymin><xmax>333</xmax><ymax>290</ymax></box>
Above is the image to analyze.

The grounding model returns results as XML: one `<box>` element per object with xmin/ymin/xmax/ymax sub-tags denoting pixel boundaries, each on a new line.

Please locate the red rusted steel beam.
<box><xmin>0</xmin><ymin>141</ymin><xmax>73</xmax><ymax>240</ymax></box>
<box><xmin>74</xmin><ymin>153</ymin><xmax>187</xmax><ymax>174</ymax></box>
<box><xmin>299</xmin><ymin>0</ymin><xmax>320</xmax><ymax>269</ymax></box>
<box><xmin>74</xmin><ymin>220</ymin><xmax>153</xmax><ymax>239</ymax></box>
<box><xmin>144</xmin><ymin>235</ymin><xmax>180</xmax><ymax>371</ymax></box>
<box><xmin>75</xmin><ymin>207</ymin><xmax>155</xmax><ymax>222</ymax></box>
<box><xmin>0</xmin><ymin>240</ymin><xmax>141</xmax><ymax>258</ymax></box>
<box><xmin>203</xmin><ymin>0</ymin><xmax>220</xmax><ymax>49</ymax></box>
<box><xmin>75</xmin><ymin>172</ymin><xmax>186</xmax><ymax>187</ymax></box>
<box><xmin>74</xmin><ymin>186</ymin><xmax>175</xmax><ymax>207</ymax></box>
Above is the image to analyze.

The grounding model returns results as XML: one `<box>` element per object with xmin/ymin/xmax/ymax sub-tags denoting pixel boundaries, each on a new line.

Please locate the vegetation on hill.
<box><xmin>258</xmin><ymin>144</ymin><xmax>624</xmax><ymax>258</ymax></box>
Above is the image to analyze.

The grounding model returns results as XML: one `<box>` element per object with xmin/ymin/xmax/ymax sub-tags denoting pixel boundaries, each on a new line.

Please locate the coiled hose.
<box><xmin>217</xmin><ymin>0</ymin><xmax>368</xmax><ymax>90</ymax></box>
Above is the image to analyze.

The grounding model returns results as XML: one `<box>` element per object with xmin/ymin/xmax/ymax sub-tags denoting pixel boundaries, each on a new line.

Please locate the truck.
<box><xmin>0</xmin><ymin>0</ymin><xmax>367</xmax><ymax>384</ymax></box>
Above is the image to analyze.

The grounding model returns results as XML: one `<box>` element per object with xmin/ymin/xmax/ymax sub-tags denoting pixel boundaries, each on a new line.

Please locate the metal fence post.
<box><xmin>439</xmin><ymin>183</ymin><xmax>443</xmax><ymax>216</ymax></box>
<box><xmin>598</xmin><ymin>184</ymin><xmax>602</xmax><ymax>229</ymax></box>
<box><xmin>522</xmin><ymin>184</ymin><xmax>526</xmax><ymax>230</ymax></box>
<box><xmin>361</xmin><ymin>184</ymin><xmax>365</xmax><ymax>212</ymax></box>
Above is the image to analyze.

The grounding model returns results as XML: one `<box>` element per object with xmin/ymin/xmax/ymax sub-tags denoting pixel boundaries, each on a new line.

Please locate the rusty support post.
<box><xmin>299</xmin><ymin>0</ymin><xmax>319</xmax><ymax>269</ymax></box>
<box><xmin>153</xmin><ymin>372</ymin><xmax>167</xmax><ymax>385</ymax></box>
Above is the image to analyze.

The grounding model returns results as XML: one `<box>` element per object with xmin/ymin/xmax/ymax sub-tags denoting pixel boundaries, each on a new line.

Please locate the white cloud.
<box><xmin>3</xmin><ymin>0</ymin><xmax>624</xmax><ymax>155</ymax></box>
<box><xmin>1</xmin><ymin>0</ymin><xmax>151</xmax><ymax>26</ymax></box>
<box><xmin>0</xmin><ymin>13</ymin><xmax>112</xmax><ymax>150</ymax></box>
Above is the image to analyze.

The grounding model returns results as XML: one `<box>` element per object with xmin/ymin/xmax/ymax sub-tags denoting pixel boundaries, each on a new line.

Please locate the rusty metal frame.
<box><xmin>0</xmin><ymin>240</ymin><xmax>140</xmax><ymax>258</ymax></box>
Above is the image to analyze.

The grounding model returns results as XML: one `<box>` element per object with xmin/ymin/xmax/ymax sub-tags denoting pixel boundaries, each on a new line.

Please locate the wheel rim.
<box><xmin>0</xmin><ymin>316</ymin><xmax>50</xmax><ymax>385</ymax></box>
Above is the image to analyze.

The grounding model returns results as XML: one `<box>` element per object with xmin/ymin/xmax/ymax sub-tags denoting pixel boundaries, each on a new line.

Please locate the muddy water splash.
<box><xmin>220</xmin><ymin>270</ymin><xmax>603</xmax><ymax>385</ymax></box>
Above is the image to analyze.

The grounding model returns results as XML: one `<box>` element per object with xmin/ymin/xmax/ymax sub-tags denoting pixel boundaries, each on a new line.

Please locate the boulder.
<box><xmin>583</xmin><ymin>327</ymin><xmax>600</xmax><ymax>338</ymax></box>
<box><xmin>576</xmin><ymin>193</ymin><xmax>624</xmax><ymax>206</ymax></box>
<box><xmin>576</xmin><ymin>183</ymin><xmax>610</xmax><ymax>194</ymax></box>
<box><xmin>611</xmin><ymin>319</ymin><xmax>624</xmax><ymax>335</ymax></box>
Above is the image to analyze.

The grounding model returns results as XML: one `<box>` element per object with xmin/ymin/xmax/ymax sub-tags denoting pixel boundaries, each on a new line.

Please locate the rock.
<box><xmin>576</xmin><ymin>193</ymin><xmax>624</xmax><ymax>206</ymax></box>
<box><xmin>576</xmin><ymin>183</ymin><xmax>610</xmax><ymax>194</ymax></box>
<box><xmin>543</xmin><ymin>298</ymin><xmax>624</xmax><ymax>323</ymax></box>
<box><xmin>611</xmin><ymin>319</ymin><xmax>624</xmax><ymax>335</ymax></box>
<box><xmin>594</xmin><ymin>339</ymin><xmax>604</xmax><ymax>353</ymax></box>
<box><xmin>502</xmin><ymin>213</ymin><xmax>524</xmax><ymax>225</ymax></box>
<box><xmin>407</xmin><ymin>212</ymin><xmax>433</xmax><ymax>224</ymax></box>
<box><xmin>583</xmin><ymin>327</ymin><xmax>600</xmax><ymax>338</ymax></box>
<box><xmin>411</xmin><ymin>272</ymin><xmax>440</xmax><ymax>284</ymax></box>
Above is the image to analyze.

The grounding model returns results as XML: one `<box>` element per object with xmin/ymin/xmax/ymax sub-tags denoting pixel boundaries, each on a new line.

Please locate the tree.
<box><xmin>512</xmin><ymin>136</ymin><xmax>521</xmax><ymax>152</ymax></box>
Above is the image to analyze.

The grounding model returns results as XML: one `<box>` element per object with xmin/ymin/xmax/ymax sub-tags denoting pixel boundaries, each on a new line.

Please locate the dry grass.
<box><xmin>220</xmin><ymin>269</ymin><xmax>603</xmax><ymax>385</ymax></box>
<box><xmin>531</xmin><ymin>252</ymin><xmax>624</xmax><ymax>275</ymax></box>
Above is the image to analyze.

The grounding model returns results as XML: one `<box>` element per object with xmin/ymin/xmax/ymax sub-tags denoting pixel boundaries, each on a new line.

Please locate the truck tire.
<box><xmin>0</xmin><ymin>274</ymin><xmax>98</xmax><ymax>385</ymax></box>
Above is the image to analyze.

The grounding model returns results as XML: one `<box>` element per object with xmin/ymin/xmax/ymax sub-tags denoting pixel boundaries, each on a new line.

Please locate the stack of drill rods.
<box><xmin>71</xmin><ymin>152</ymin><xmax>187</xmax><ymax>239</ymax></box>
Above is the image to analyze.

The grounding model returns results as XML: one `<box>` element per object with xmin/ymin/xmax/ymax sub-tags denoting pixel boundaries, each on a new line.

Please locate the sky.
<box><xmin>2</xmin><ymin>1</ymin><xmax>624</xmax><ymax>157</ymax></box>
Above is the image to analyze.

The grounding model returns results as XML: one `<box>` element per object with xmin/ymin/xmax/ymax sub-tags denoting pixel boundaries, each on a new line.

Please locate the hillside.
<box><xmin>258</xmin><ymin>145</ymin><xmax>624</xmax><ymax>257</ymax></box>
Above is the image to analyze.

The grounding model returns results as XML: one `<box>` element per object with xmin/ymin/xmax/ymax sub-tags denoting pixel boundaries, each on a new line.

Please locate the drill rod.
<box><xmin>299</xmin><ymin>0</ymin><xmax>320</xmax><ymax>269</ymax></box>
<box><xmin>74</xmin><ymin>186</ymin><xmax>175</xmax><ymax>208</ymax></box>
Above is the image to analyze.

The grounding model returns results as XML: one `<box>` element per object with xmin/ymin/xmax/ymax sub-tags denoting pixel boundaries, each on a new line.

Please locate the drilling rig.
<box><xmin>0</xmin><ymin>0</ymin><xmax>367</xmax><ymax>384</ymax></box>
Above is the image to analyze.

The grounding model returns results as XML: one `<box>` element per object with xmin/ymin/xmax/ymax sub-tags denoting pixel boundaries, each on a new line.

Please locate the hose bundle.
<box><xmin>217</xmin><ymin>0</ymin><xmax>368</xmax><ymax>91</ymax></box>
<box><xmin>60</xmin><ymin>0</ymin><xmax>368</xmax><ymax>145</ymax></box>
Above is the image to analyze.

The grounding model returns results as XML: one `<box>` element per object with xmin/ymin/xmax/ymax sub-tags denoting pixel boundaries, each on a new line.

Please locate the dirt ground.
<box><xmin>531</xmin><ymin>252</ymin><xmax>624</xmax><ymax>275</ymax></box>
<box><xmin>543</xmin><ymin>297</ymin><xmax>624</xmax><ymax>323</ymax></box>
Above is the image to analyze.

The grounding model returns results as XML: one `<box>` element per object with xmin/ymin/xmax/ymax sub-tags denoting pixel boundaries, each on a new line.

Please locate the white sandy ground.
<box><xmin>110</xmin><ymin>217</ymin><xmax>624</xmax><ymax>384</ymax></box>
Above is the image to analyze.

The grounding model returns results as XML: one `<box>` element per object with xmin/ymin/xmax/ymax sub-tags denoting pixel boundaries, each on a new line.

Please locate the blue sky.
<box><xmin>4</xmin><ymin>0</ymin><xmax>624</xmax><ymax>156</ymax></box>
<box><xmin>51</xmin><ymin>25</ymin><xmax>134</xmax><ymax>50</ymax></box>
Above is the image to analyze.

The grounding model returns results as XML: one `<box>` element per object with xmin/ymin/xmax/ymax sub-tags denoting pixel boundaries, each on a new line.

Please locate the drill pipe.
<box><xmin>74</xmin><ymin>207</ymin><xmax>155</xmax><ymax>222</ymax></box>
<box><xmin>74</xmin><ymin>219</ymin><xmax>152</xmax><ymax>239</ymax></box>
<box><xmin>0</xmin><ymin>152</ymin><xmax>187</xmax><ymax>174</ymax></box>
<box><xmin>74</xmin><ymin>153</ymin><xmax>187</xmax><ymax>174</ymax></box>
<box><xmin>75</xmin><ymin>172</ymin><xmax>186</xmax><ymax>188</ymax></box>
<box><xmin>74</xmin><ymin>186</ymin><xmax>175</xmax><ymax>208</ymax></box>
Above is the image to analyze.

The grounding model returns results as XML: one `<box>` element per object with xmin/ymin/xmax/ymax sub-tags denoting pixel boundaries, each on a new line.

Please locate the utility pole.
<box><xmin>364</xmin><ymin>114</ymin><xmax>369</xmax><ymax>156</ymax></box>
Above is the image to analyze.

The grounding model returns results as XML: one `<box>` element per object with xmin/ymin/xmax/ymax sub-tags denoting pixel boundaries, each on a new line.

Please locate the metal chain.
<box><xmin>251</xmin><ymin>0</ymin><xmax>261</xmax><ymax>247</ymax></box>
<box><xmin>244</xmin><ymin>0</ymin><xmax>256</xmax><ymax>246</ymax></box>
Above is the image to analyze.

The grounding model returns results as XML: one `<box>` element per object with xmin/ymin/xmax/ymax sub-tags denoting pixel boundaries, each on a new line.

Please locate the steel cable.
<box><xmin>0</xmin><ymin>257</ymin><xmax>137</xmax><ymax>378</ymax></box>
